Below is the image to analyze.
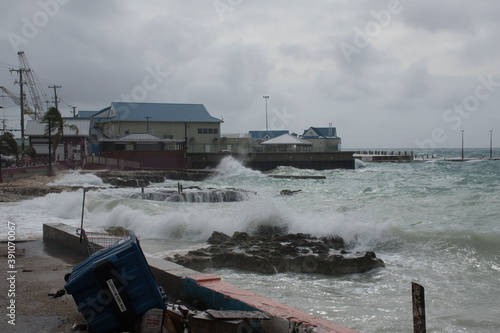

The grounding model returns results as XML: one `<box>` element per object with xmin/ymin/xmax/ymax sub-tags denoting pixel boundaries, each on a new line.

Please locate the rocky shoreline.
<box><xmin>0</xmin><ymin>169</ymin><xmax>214</xmax><ymax>202</ymax></box>
<box><xmin>0</xmin><ymin>174</ymin><xmax>80</xmax><ymax>202</ymax></box>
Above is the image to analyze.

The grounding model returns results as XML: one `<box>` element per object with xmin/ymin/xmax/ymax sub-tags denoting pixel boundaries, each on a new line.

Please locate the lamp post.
<box><xmin>263</xmin><ymin>96</ymin><xmax>269</xmax><ymax>132</ymax></box>
<box><xmin>461</xmin><ymin>130</ymin><xmax>465</xmax><ymax>160</ymax></box>
<box><xmin>0</xmin><ymin>107</ymin><xmax>3</xmax><ymax>183</ymax></box>
<box><xmin>48</xmin><ymin>116</ymin><xmax>53</xmax><ymax>176</ymax></box>
<box><xmin>0</xmin><ymin>106</ymin><xmax>3</xmax><ymax>135</ymax></box>
<box><xmin>490</xmin><ymin>130</ymin><xmax>493</xmax><ymax>159</ymax></box>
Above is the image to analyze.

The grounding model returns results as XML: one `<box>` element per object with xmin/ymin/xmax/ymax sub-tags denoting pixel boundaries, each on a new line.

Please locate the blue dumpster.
<box><xmin>65</xmin><ymin>232</ymin><xmax>165</xmax><ymax>333</ymax></box>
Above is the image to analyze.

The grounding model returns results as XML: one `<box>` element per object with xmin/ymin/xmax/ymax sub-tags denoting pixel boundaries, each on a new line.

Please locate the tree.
<box><xmin>0</xmin><ymin>132</ymin><xmax>19</xmax><ymax>157</ymax></box>
<box><xmin>42</xmin><ymin>107</ymin><xmax>78</xmax><ymax>160</ymax></box>
<box><xmin>23</xmin><ymin>145</ymin><xmax>37</xmax><ymax>159</ymax></box>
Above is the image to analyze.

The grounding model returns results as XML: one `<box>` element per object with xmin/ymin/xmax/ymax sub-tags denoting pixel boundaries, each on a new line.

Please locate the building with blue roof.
<box><xmin>249</xmin><ymin>130</ymin><xmax>289</xmax><ymax>142</ymax></box>
<box><xmin>86</xmin><ymin>102</ymin><xmax>223</xmax><ymax>153</ymax></box>
<box><xmin>302</xmin><ymin>126</ymin><xmax>341</xmax><ymax>151</ymax></box>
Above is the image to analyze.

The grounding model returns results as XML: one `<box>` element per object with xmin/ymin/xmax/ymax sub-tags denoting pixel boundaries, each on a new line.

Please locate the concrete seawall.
<box><xmin>43</xmin><ymin>223</ymin><xmax>358</xmax><ymax>333</ymax></box>
<box><xmin>189</xmin><ymin>152</ymin><xmax>356</xmax><ymax>171</ymax></box>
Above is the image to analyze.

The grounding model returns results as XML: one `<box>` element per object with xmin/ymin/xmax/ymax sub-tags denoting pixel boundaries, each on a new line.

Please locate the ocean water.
<box><xmin>1</xmin><ymin>148</ymin><xmax>499</xmax><ymax>332</ymax></box>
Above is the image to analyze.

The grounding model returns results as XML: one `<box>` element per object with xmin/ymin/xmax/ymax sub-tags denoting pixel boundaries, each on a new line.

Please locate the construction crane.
<box><xmin>17</xmin><ymin>51</ymin><xmax>46</xmax><ymax>120</ymax></box>
<box><xmin>1</xmin><ymin>52</ymin><xmax>50</xmax><ymax>120</ymax></box>
<box><xmin>0</xmin><ymin>86</ymin><xmax>34</xmax><ymax>116</ymax></box>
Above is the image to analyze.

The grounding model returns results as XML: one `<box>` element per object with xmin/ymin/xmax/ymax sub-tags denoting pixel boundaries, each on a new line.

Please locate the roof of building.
<box><xmin>302</xmin><ymin>127</ymin><xmax>338</xmax><ymax>138</ymax></box>
<box><xmin>98</xmin><ymin>133</ymin><xmax>184</xmax><ymax>143</ymax></box>
<box><xmin>77</xmin><ymin>111</ymin><xmax>99</xmax><ymax>118</ymax></box>
<box><xmin>249</xmin><ymin>130</ymin><xmax>289</xmax><ymax>141</ymax></box>
<box><xmin>25</xmin><ymin>118</ymin><xmax>91</xmax><ymax>136</ymax></box>
<box><xmin>222</xmin><ymin>133</ymin><xmax>252</xmax><ymax>139</ymax></box>
<box><xmin>91</xmin><ymin>102</ymin><xmax>223</xmax><ymax>123</ymax></box>
<box><xmin>261</xmin><ymin>134</ymin><xmax>312</xmax><ymax>145</ymax></box>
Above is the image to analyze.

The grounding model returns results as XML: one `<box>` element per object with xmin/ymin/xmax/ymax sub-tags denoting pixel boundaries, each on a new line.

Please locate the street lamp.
<box><xmin>490</xmin><ymin>130</ymin><xmax>493</xmax><ymax>159</ymax></box>
<box><xmin>48</xmin><ymin>116</ymin><xmax>53</xmax><ymax>176</ymax></box>
<box><xmin>263</xmin><ymin>96</ymin><xmax>269</xmax><ymax>132</ymax></box>
<box><xmin>461</xmin><ymin>130</ymin><xmax>465</xmax><ymax>160</ymax></box>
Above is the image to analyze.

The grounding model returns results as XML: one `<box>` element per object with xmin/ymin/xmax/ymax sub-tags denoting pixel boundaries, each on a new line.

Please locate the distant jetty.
<box><xmin>354</xmin><ymin>151</ymin><xmax>499</xmax><ymax>163</ymax></box>
<box><xmin>354</xmin><ymin>151</ymin><xmax>414</xmax><ymax>162</ymax></box>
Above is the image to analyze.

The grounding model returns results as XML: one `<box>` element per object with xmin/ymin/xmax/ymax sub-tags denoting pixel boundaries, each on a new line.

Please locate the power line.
<box><xmin>0</xmin><ymin>60</ymin><xmax>18</xmax><ymax>69</ymax></box>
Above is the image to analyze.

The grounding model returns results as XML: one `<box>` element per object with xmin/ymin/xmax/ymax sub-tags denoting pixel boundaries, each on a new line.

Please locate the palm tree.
<box><xmin>42</xmin><ymin>107</ymin><xmax>78</xmax><ymax>161</ymax></box>
<box><xmin>0</xmin><ymin>132</ymin><xmax>19</xmax><ymax>157</ymax></box>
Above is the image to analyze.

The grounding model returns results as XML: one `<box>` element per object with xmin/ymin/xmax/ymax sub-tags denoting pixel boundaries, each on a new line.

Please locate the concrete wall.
<box><xmin>188</xmin><ymin>151</ymin><xmax>355</xmax><ymax>171</ymax></box>
<box><xmin>1</xmin><ymin>163</ymin><xmax>70</xmax><ymax>180</ymax></box>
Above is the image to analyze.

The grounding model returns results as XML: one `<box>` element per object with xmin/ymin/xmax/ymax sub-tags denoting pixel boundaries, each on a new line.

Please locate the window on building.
<box><xmin>197</xmin><ymin>128</ymin><xmax>219</xmax><ymax>135</ymax></box>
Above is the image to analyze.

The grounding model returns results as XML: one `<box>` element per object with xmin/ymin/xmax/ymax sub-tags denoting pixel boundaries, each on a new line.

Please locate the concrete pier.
<box><xmin>43</xmin><ymin>223</ymin><xmax>358</xmax><ymax>333</ymax></box>
<box><xmin>354</xmin><ymin>151</ymin><xmax>499</xmax><ymax>163</ymax></box>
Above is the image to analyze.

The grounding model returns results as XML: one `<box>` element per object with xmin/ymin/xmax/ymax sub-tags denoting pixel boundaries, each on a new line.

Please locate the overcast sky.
<box><xmin>1</xmin><ymin>0</ymin><xmax>499</xmax><ymax>149</ymax></box>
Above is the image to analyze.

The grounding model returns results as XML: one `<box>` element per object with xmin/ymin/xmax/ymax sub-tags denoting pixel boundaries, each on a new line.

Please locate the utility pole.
<box><xmin>490</xmin><ymin>130</ymin><xmax>493</xmax><ymax>159</ymax></box>
<box><xmin>72</xmin><ymin>106</ymin><xmax>77</xmax><ymax>117</ymax></box>
<box><xmin>45</xmin><ymin>100</ymin><xmax>51</xmax><ymax>111</ymax></box>
<box><xmin>48</xmin><ymin>116</ymin><xmax>53</xmax><ymax>176</ymax></box>
<box><xmin>461</xmin><ymin>130</ymin><xmax>465</xmax><ymax>160</ymax></box>
<box><xmin>263</xmin><ymin>95</ymin><xmax>269</xmax><ymax>132</ymax></box>
<box><xmin>10</xmin><ymin>67</ymin><xmax>30</xmax><ymax>153</ymax></box>
<box><xmin>0</xmin><ymin>106</ymin><xmax>5</xmax><ymax>135</ymax></box>
<box><xmin>49</xmin><ymin>85</ymin><xmax>62</xmax><ymax>111</ymax></box>
<box><xmin>145</xmin><ymin>116</ymin><xmax>151</xmax><ymax>133</ymax></box>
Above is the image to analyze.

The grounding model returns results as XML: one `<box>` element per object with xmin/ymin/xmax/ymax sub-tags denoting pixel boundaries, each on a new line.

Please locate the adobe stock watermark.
<box><xmin>268</xmin><ymin>105</ymin><xmax>296</xmax><ymax>131</ymax></box>
<box><xmin>8</xmin><ymin>0</ymin><xmax>72</xmax><ymax>52</ymax></box>
<box><xmin>79</xmin><ymin>266</ymin><xmax>136</xmax><ymax>323</ymax></box>
<box><xmin>213</xmin><ymin>0</ymin><xmax>244</xmax><ymax>21</ymax></box>
<box><xmin>414</xmin><ymin>74</ymin><xmax>500</xmax><ymax>149</ymax></box>
<box><xmin>6</xmin><ymin>222</ymin><xmax>17</xmax><ymax>326</ymax></box>
<box><xmin>113</xmin><ymin>63</ymin><xmax>170</xmax><ymax>119</ymax></box>
<box><xmin>339</xmin><ymin>0</ymin><xmax>409</xmax><ymax>64</ymax></box>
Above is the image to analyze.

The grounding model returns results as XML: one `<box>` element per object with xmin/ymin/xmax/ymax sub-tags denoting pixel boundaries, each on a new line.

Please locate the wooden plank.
<box><xmin>412</xmin><ymin>282</ymin><xmax>426</xmax><ymax>333</ymax></box>
<box><xmin>206</xmin><ymin>309</ymin><xmax>271</xmax><ymax>320</ymax></box>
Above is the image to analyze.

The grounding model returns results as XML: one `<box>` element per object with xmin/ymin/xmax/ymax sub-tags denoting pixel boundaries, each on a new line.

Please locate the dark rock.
<box><xmin>105</xmin><ymin>226</ymin><xmax>129</xmax><ymax>236</ymax></box>
<box><xmin>320</xmin><ymin>235</ymin><xmax>345</xmax><ymax>250</ymax></box>
<box><xmin>279</xmin><ymin>244</ymin><xmax>299</xmax><ymax>256</ymax></box>
<box><xmin>231</xmin><ymin>231</ymin><xmax>250</xmax><ymax>242</ymax></box>
<box><xmin>166</xmin><ymin>231</ymin><xmax>385</xmax><ymax>276</ymax></box>
<box><xmin>252</xmin><ymin>224</ymin><xmax>288</xmax><ymax>236</ymax></box>
<box><xmin>207</xmin><ymin>231</ymin><xmax>232</xmax><ymax>245</ymax></box>
<box><xmin>280</xmin><ymin>189</ymin><xmax>302</xmax><ymax>196</ymax></box>
<box><xmin>311</xmin><ymin>243</ymin><xmax>330</xmax><ymax>256</ymax></box>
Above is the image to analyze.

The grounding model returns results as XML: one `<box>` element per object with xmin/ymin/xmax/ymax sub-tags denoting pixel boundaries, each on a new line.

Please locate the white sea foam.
<box><xmin>209</xmin><ymin>156</ymin><xmax>263</xmax><ymax>181</ymax></box>
<box><xmin>48</xmin><ymin>170</ymin><xmax>109</xmax><ymax>187</ymax></box>
<box><xmin>2</xmin><ymin>148</ymin><xmax>499</xmax><ymax>332</ymax></box>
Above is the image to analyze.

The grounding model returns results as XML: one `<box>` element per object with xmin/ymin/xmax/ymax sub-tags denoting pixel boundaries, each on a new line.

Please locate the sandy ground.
<box><xmin>0</xmin><ymin>174</ymin><xmax>89</xmax><ymax>332</ymax></box>
<box><xmin>0</xmin><ymin>240</ymin><xmax>88</xmax><ymax>333</ymax></box>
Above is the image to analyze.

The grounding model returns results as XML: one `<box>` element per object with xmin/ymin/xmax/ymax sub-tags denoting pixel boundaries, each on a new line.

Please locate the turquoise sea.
<box><xmin>2</xmin><ymin>148</ymin><xmax>499</xmax><ymax>332</ymax></box>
